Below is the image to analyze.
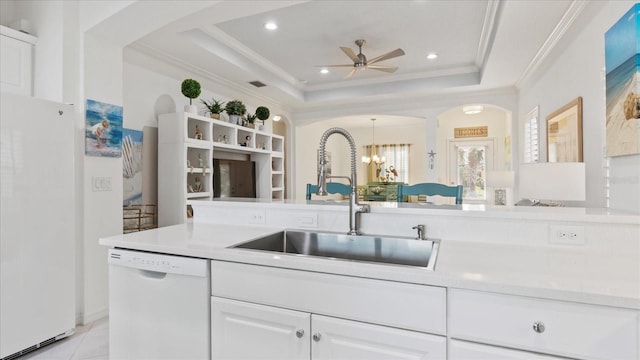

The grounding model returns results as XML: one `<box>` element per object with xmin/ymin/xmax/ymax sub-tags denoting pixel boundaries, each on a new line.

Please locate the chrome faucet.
<box><xmin>317</xmin><ymin>127</ymin><xmax>370</xmax><ymax>235</ymax></box>
<box><xmin>413</xmin><ymin>224</ymin><xmax>427</xmax><ymax>240</ymax></box>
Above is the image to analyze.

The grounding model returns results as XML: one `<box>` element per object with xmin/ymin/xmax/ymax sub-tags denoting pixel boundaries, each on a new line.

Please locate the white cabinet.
<box><xmin>211</xmin><ymin>297</ymin><xmax>309</xmax><ymax>360</ymax></box>
<box><xmin>449</xmin><ymin>288</ymin><xmax>639</xmax><ymax>360</ymax></box>
<box><xmin>211</xmin><ymin>296</ymin><xmax>445</xmax><ymax>360</ymax></box>
<box><xmin>158</xmin><ymin>112</ymin><xmax>285</xmax><ymax>226</ymax></box>
<box><xmin>0</xmin><ymin>26</ymin><xmax>36</xmax><ymax>96</ymax></box>
<box><xmin>312</xmin><ymin>314</ymin><xmax>446</xmax><ymax>360</ymax></box>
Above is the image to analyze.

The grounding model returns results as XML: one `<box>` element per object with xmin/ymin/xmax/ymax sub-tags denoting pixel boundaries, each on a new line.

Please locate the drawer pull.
<box><xmin>296</xmin><ymin>329</ymin><xmax>304</xmax><ymax>338</ymax></box>
<box><xmin>532</xmin><ymin>321</ymin><xmax>546</xmax><ymax>333</ymax></box>
<box><xmin>313</xmin><ymin>333</ymin><xmax>322</xmax><ymax>342</ymax></box>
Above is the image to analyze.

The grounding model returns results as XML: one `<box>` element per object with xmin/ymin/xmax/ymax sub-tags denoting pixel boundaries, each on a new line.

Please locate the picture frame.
<box><xmin>546</xmin><ymin>97</ymin><xmax>583</xmax><ymax>162</ymax></box>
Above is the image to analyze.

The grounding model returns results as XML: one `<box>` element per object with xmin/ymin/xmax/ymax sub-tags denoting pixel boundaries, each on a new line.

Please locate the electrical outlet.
<box><xmin>549</xmin><ymin>225</ymin><xmax>585</xmax><ymax>245</ymax></box>
<box><xmin>92</xmin><ymin>177</ymin><xmax>112</xmax><ymax>192</ymax></box>
<box><xmin>248</xmin><ymin>211</ymin><xmax>266</xmax><ymax>224</ymax></box>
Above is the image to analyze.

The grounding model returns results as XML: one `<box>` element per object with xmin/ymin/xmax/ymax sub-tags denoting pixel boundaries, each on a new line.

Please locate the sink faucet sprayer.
<box><xmin>317</xmin><ymin>127</ymin><xmax>370</xmax><ymax>235</ymax></box>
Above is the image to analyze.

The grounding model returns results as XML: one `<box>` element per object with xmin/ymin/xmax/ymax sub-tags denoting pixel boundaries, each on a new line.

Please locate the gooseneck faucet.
<box><xmin>317</xmin><ymin>127</ymin><xmax>370</xmax><ymax>235</ymax></box>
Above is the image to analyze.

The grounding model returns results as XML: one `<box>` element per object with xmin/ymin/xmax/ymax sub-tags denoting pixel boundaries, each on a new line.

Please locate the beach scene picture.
<box><xmin>605</xmin><ymin>3</ymin><xmax>640</xmax><ymax>157</ymax></box>
<box><xmin>85</xmin><ymin>99</ymin><xmax>123</xmax><ymax>157</ymax></box>
<box><xmin>122</xmin><ymin>128</ymin><xmax>143</xmax><ymax>205</ymax></box>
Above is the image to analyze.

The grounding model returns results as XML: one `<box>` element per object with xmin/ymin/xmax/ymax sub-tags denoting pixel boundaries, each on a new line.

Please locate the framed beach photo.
<box><xmin>546</xmin><ymin>97</ymin><xmax>583</xmax><ymax>162</ymax></box>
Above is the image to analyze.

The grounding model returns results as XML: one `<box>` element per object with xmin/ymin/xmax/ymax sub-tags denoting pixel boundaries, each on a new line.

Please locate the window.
<box><xmin>364</xmin><ymin>144</ymin><xmax>410</xmax><ymax>182</ymax></box>
<box><xmin>523</xmin><ymin>106</ymin><xmax>539</xmax><ymax>163</ymax></box>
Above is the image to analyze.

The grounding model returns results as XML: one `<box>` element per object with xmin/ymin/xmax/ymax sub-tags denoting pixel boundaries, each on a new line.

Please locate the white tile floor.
<box><xmin>20</xmin><ymin>317</ymin><xmax>109</xmax><ymax>360</ymax></box>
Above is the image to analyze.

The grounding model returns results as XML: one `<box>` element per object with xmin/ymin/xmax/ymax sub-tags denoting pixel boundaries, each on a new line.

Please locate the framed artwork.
<box><xmin>122</xmin><ymin>128</ymin><xmax>143</xmax><ymax>206</ymax></box>
<box><xmin>546</xmin><ymin>97</ymin><xmax>583</xmax><ymax>162</ymax></box>
<box><xmin>605</xmin><ymin>3</ymin><xmax>640</xmax><ymax>157</ymax></box>
<box><xmin>85</xmin><ymin>99</ymin><xmax>123</xmax><ymax>157</ymax></box>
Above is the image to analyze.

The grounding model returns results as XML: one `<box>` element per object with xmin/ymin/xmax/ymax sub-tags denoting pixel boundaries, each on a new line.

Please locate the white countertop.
<box><xmin>100</xmin><ymin>222</ymin><xmax>640</xmax><ymax>310</ymax></box>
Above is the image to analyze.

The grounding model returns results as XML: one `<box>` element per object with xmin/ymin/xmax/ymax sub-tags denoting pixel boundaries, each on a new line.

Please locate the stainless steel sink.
<box><xmin>231</xmin><ymin>230</ymin><xmax>439</xmax><ymax>270</ymax></box>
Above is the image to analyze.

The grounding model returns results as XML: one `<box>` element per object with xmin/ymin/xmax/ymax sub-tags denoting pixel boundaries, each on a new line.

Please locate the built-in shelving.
<box><xmin>158</xmin><ymin>112</ymin><xmax>285</xmax><ymax>226</ymax></box>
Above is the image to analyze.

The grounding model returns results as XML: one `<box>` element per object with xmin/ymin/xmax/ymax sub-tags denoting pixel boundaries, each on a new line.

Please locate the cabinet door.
<box><xmin>211</xmin><ymin>297</ymin><xmax>310</xmax><ymax>360</ymax></box>
<box><xmin>311</xmin><ymin>314</ymin><xmax>446</xmax><ymax>360</ymax></box>
<box><xmin>450</xmin><ymin>340</ymin><xmax>568</xmax><ymax>360</ymax></box>
<box><xmin>0</xmin><ymin>34</ymin><xmax>33</xmax><ymax>96</ymax></box>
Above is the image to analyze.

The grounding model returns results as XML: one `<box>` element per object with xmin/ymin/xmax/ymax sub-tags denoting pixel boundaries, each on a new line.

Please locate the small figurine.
<box><xmin>245</xmin><ymin>135</ymin><xmax>251</xmax><ymax>147</ymax></box>
<box><xmin>188</xmin><ymin>185</ymin><xmax>194</xmax><ymax>193</ymax></box>
<box><xmin>194</xmin><ymin>125</ymin><xmax>203</xmax><ymax>140</ymax></box>
<box><xmin>217</xmin><ymin>134</ymin><xmax>228</xmax><ymax>144</ymax></box>
<box><xmin>198</xmin><ymin>153</ymin><xmax>204</xmax><ymax>168</ymax></box>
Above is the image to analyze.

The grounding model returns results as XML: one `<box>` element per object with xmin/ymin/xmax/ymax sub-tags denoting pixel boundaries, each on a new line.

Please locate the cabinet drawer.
<box><xmin>211</xmin><ymin>260</ymin><xmax>446</xmax><ymax>335</ymax></box>
<box><xmin>450</xmin><ymin>340</ymin><xmax>569</xmax><ymax>360</ymax></box>
<box><xmin>449</xmin><ymin>289</ymin><xmax>639</xmax><ymax>360</ymax></box>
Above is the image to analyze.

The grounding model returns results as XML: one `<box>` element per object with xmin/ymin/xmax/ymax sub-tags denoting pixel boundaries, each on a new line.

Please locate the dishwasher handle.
<box><xmin>138</xmin><ymin>269</ymin><xmax>167</xmax><ymax>279</ymax></box>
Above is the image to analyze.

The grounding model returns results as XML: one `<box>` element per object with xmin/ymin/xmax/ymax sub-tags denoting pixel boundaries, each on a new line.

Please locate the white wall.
<box><xmin>518</xmin><ymin>0</ymin><xmax>640</xmax><ymax>211</ymax></box>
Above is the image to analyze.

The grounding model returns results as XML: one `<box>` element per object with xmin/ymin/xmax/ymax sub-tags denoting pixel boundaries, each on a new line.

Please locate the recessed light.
<box><xmin>264</xmin><ymin>22</ymin><xmax>278</xmax><ymax>30</ymax></box>
<box><xmin>320</xmin><ymin>68</ymin><xmax>329</xmax><ymax>74</ymax></box>
<box><xmin>273</xmin><ymin>115</ymin><xmax>282</xmax><ymax>121</ymax></box>
<box><xmin>427</xmin><ymin>53</ymin><xmax>438</xmax><ymax>60</ymax></box>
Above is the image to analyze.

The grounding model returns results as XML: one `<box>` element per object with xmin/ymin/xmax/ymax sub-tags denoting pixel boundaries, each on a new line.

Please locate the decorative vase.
<box><xmin>210</xmin><ymin>113</ymin><xmax>220</xmax><ymax>120</ymax></box>
<box><xmin>184</xmin><ymin>104</ymin><xmax>197</xmax><ymax>114</ymax></box>
<box><xmin>229</xmin><ymin>114</ymin><xmax>241</xmax><ymax>125</ymax></box>
<box><xmin>247</xmin><ymin>123</ymin><xmax>255</xmax><ymax>129</ymax></box>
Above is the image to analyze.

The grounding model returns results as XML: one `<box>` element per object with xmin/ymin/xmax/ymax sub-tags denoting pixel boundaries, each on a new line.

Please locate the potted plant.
<box><xmin>255</xmin><ymin>106</ymin><xmax>270</xmax><ymax>131</ymax></box>
<box><xmin>245</xmin><ymin>113</ymin><xmax>258</xmax><ymax>128</ymax></box>
<box><xmin>181</xmin><ymin>79</ymin><xmax>201</xmax><ymax>114</ymax></box>
<box><xmin>225</xmin><ymin>100</ymin><xmax>246</xmax><ymax>125</ymax></box>
<box><xmin>201</xmin><ymin>97</ymin><xmax>225</xmax><ymax>120</ymax></box>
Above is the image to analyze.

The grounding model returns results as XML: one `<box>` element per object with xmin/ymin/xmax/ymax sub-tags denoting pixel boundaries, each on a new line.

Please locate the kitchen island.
<box><xmin>100</xmin><ymin>200</ymin><xmax>640</xmax><ymax>359</ymax></box>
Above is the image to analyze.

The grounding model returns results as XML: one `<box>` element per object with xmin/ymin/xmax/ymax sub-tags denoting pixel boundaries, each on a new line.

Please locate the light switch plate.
<box><xmin>549</xmin><ymin>225</ymin><xmax>585</xmax><ymax>245</ymax></box>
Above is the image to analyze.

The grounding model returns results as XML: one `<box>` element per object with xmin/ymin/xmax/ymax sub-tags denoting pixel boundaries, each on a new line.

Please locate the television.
<box><xmin>213</xmin><ymin>159</ymin><xmax>256</xmax><ymax>198</ymax></box>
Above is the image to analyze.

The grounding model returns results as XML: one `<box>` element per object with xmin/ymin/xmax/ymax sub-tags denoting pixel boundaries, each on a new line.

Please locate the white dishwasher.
<box><xmin>108</xmin><ymin>248</ymin><xmax>210</xmax><ymax>360</ymax></box>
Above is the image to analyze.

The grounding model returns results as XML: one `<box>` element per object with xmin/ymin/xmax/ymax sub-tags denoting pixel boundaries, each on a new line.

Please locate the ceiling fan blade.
<box><xmin>367</xmin><ymin>65</ymin><xmax>398</xmax><ymax>73</ymax></box>
<box><xmin>367</xmin><ymin>48</ymin><xmax>405</xmax><ymax>65</ymax></box>
<box><xmin>315</xmin><ymin>64</ymin><xmax>354</xmax><ymax>68</ymax></box>
<box><xmin>340</xmin><ymin>46</ymin><xmax>360</xmax><ymax>63</ymax></box>
<box><xmin>345</xmin><ymin>68</ymin><xmax>358</xmax><ymax>79</ymax></box>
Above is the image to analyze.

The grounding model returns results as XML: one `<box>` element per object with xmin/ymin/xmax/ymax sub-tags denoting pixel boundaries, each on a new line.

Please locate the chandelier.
<box><xmin>362</xmin><ymin>118</ymin><xmax>385</xmax><ymax>164</ymax></box>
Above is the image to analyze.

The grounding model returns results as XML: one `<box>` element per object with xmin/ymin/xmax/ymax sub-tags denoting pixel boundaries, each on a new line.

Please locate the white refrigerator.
<box><xmin>0</xmin><ymin>93</ymin><xmax>75</xmax><ymax>358</ymax></box>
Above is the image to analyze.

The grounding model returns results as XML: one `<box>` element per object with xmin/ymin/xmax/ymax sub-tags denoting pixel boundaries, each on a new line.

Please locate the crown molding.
<box><xmin>476</xmin><ymin>0</ymin><xmax>502</xmax><ymax>70</ymax></box>
<box><xmin>515</xmin><ymin>0</ymin><xmax>588</xmax><ymax>89</ymax></box>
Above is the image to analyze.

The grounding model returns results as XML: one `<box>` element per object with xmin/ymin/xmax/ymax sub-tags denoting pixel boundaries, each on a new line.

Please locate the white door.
<box><xmin>211</xmin><ymin>297</ymin><xmax>310</xmax><ymax>360</ymax></box>
<box><xmin>447</xmin><ymin>138</ymin><xmax>496</xmax><ymax>203</ymax></box>
<box><xmin>311</xmin><ymin>314</ymin><xmax>446</xmax><ymax>360</ymax></box>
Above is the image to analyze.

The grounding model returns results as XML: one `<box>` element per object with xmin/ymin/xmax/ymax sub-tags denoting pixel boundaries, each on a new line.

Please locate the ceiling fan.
<box><xmin>318</xmin><ymin>39</ymin><xmax>405</xmax><ymax>78</ymax></box>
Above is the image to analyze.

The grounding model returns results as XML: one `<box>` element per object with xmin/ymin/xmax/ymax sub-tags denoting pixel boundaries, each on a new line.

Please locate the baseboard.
<box><xmin>78</xmin><ymin>307</ymin><xmax>109</xmax><ymax>325</ymax></box>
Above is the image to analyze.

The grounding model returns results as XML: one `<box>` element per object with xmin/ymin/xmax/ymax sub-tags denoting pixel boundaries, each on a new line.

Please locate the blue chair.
<box><xmin>397</xmin><ymin>183</ymin><xmax>463</xmax><ymax>204</ymax></box>
<box><xmin>306</xmin><ymin>182</ymin><xmax>351</xmax><ymax>200</ymax></box>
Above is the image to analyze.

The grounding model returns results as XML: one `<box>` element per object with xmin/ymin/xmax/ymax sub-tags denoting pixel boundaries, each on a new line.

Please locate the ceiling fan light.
<box><xmin>463</xmin><ymin>105</ymin><xmax>484</xmax><ymax>115</ymax></box>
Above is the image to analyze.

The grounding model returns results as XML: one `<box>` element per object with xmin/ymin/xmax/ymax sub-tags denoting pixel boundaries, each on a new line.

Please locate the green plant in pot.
<box><xmin>245</xmin><ymin>113</ymin><xmax>258</xmax><ymax>128</ymax></box>
<box><xmin>225</xmin><ymin>100</ymin><xmax>246</xmax><ymax>125</ymax></box>
<box><xmin>201</xmin><ymin>97</ymin><xmax>225</xmax><ymax>119</ymax></box>
<box><xmin>255</xmin><ymin>106</ymin><xmax>270</xmax><ymax>122</ymax></box>
<box><xmin>181</xmin><ymin>79</ymin><xmax>201</xmax><ymax>114</ymax></box>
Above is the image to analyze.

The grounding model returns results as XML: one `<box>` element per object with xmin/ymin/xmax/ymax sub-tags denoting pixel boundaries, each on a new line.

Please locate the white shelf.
<box><xmin>159</xmin><ymin>112</ymin><xmax>285</xmax><ymax>225</ymax></box>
